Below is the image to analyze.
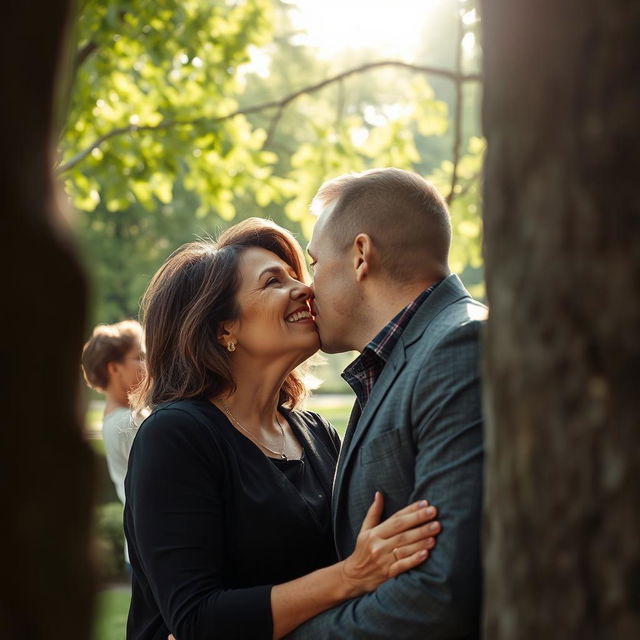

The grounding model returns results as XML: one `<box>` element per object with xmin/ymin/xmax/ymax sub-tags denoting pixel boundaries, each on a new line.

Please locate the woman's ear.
<box><xmin>352</xmin><ymin>233</ymin><xmax>371</xmax><ymax>281</ymax></box>
<box><xmin>217</xmin><ymin>322</ymin><xmax>236</xmax><ymax>349</ymax></box>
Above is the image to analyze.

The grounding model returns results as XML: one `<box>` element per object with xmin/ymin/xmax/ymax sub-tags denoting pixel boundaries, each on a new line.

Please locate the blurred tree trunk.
<box><xmin>482</xmin><ymin>0</ymin><xmax>640</xmax><ymax>637</ymax></box>
<box><xmin>0</xmin><ymin>2</ymin><xmax>96</xmax><ymax>639</ymax></box>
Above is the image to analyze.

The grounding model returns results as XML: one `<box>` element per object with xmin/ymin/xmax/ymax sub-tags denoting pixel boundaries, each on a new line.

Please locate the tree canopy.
<box><xmin>60</xmin><ymin>0</ymin><xmax>484</xmax><ymax>324</ymax></box>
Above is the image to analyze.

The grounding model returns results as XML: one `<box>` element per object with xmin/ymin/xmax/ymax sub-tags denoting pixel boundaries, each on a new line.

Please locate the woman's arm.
<box><xmin>165</xmin><ymin>494</ymin><xmax>438</xmax><ymax>640</ymax></box>
<box><xmin>271</xmin><ymin>492</ymin><xmax>439</xmax><ymax>639</ymax></box>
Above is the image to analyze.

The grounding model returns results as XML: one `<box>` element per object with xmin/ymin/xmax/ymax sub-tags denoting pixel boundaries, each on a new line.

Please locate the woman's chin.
<box><xmin>291</xmin><ymin>341</ymin><xmax>320</xmax><ymax>368</ymax></box>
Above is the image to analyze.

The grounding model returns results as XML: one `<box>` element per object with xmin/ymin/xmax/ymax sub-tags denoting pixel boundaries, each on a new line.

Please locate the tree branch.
<box><xmin>74</xmin><ymin>40</ymin><xmax>98</xmax><ymax>72</ymax></box>
<box><xmin>335</xmin><ymin>78</ymin><xmax>345</xmax><ymax>128</ymax></box>
<box><xmin>455</xmin><ymin>170</ymin><xmax>482</xmax><ymax>201</ymax></box>
<box><xmin>446</xmin><ymin>17</ymin><xmax>465</xmax><ymax>206</ymax></box>
<box><xmin>264</xmin><ymin>103</ymin><xmax>287</xmax><ymax>148</ymax></box>
<box><xmin>57</xmin><ymin>60</ymin><xmax>482</xmax><ymax>174</ymax></box>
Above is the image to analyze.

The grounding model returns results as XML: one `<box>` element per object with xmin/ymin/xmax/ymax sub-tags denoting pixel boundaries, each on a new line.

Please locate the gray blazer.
<box><xmin>289</xmin><ymin>274</ymin><xmax>485</xmax><ymax>639</ymax></box>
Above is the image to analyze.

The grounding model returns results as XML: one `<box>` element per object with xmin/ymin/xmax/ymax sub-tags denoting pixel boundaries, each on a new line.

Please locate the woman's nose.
<box><xmin>290</xmin><ymin>280</ymin><xmax>312</xmax><ymax>300</ymax></box>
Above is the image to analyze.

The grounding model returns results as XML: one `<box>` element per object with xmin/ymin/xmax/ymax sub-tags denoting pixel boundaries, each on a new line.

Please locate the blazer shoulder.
<box><xmin>443</xmin><ymin>296</ymin><xmax>487</xmax><ymax>330</ymax></box>
<box><xmin>413</xmin><ymin>295</ymin><xmax>485</xmax><ymax>348</ymax></box>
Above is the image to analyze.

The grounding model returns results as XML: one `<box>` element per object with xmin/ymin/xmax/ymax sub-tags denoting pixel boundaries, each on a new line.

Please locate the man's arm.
<box><xmin>288</xmin><ymin>320</ymin><xmax>484</xmax><ymax>639</ymax></box>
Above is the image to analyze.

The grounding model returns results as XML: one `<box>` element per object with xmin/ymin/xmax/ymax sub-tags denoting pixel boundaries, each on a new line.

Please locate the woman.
<box><xmin>125</xmin><ymin>218</ymin><xmax>440</xmax><ymax>640</ymax></box>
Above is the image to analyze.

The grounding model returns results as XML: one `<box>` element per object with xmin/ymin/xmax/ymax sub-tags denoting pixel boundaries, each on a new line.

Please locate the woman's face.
<box><xmin>110</xmin><ymin>342</ymin><xmax>145</xmax><ymax>397</ymax></box>
<box><xmin>120</xmin><ymin>344</ymin><xmax>145</xmax><ymax>390</ymax></box>
<box><xmin>225</xmin><ymin>246</ymin><xmax>319</xmax><ymax>366</ymax></box>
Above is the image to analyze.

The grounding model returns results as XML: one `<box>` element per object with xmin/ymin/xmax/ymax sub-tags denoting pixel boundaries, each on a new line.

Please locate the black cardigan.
<box><xmin>124</xmin><ymin>398</ymin><xmax>340</xmax><ymax>640</ymax></box>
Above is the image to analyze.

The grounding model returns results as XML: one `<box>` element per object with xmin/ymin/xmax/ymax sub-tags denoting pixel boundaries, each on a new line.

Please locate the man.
<box><xmin>291</xmin><ymin>168</ymin><xmax>485</xmax><ymax>638</ymax></box>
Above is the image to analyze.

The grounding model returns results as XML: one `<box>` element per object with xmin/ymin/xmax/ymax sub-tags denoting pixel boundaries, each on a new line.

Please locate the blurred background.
<box><xmin>60</xmin><ymin>1</ymin><xmax>484</xmax><ymax>636</ymax></box>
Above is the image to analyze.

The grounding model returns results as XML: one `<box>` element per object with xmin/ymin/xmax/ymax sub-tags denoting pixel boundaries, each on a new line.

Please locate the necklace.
<box><xmin>221</xmin><ymin>400</ymin><xmax>288</xmax><ymax>460</ymax></box>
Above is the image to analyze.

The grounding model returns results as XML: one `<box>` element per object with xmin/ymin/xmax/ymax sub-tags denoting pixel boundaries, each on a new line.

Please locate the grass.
<box><xmin>93</xmin><ymin>589</ymin><xmax>130</xmax><ymax>640</ymax></box>
<box><xmin>305</xmin><ymin>395</ymin><xmax>353</xmax><ymax>438</ymax></box>
<box><xmin>86</xmin><ymin>407</ymin><xmax>103</xmax><ymax>431</ymax></box>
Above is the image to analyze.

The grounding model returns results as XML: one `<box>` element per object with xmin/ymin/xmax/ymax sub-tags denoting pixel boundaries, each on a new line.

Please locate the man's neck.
<box><xmin>352</xmin><ymin>279</ymin><xmax>438</xmax><ymax>352</ymax></box>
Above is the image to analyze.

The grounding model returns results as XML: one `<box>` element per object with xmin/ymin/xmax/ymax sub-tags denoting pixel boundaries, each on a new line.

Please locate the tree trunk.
<box><xmin>482</xmin><ymin>1</ymin><xmax>640</xmax><ymax>637</ymax></box>
<box><xmin>0</xmin><ymin>2</ymin><xmax>96</xmax><ymax>638</ymax></box>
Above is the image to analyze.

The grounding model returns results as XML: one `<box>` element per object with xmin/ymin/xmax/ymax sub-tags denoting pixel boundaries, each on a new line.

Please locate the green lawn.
<box><xmin>306</xmin><ymin>394</ymin><xmax>353</xmax><ymax>438</ymax></box>
<box><xmin>93</xmin><ymin>589</ymin><xmax>130</xmax><ymax>640</ymax></box>
<box><xmin>86</xmin><ymin>406</ymin><xmax>103</xmax><ymax>431</ymax></box>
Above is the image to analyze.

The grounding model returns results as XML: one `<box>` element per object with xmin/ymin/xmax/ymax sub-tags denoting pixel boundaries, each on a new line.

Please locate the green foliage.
<box><xmin>95</xmin><ymin>502</ymin><xmax>127</xmax><ymax>581</ymax></box>
<box><xmin>63</xmin><ymin>0</ymin><xmax>274</xmax><ymax>213</ymax></box>
<box><xmin>431</xmin><ymin>136</ymin><xmax>486</xmax><ymax>297</ymax></box>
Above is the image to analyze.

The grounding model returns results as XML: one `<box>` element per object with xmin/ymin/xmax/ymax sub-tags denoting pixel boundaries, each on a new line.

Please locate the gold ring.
<box><xmin>392</xmin><ymin>548</ymin><xmax>400</xmax><ymax>562</ymax></box>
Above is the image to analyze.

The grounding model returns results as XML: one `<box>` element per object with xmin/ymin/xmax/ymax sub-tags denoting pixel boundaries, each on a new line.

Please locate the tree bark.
<box><xmin>482</xmin><ymin>0</ymin><xmax>640</xmax><ymax>637</ymax></box>
<box><xmin>0</xmin><ymin>2</ymin><xmax>96</xmax><ymax>638</ymax></box>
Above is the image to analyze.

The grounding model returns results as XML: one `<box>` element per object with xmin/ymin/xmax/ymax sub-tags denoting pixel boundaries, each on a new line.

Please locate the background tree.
<box><xmin>0</xmin><ymin>2</ymin><xmax>95</xmax><ymax>638</ymax></box>
<box><xmin>482</xmin><ymin>0</ymin><xmax>640</xmax><ymax>636</ymax></box>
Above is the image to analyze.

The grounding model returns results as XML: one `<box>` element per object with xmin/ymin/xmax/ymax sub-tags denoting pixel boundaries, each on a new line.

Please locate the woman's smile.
<box><xmin>285</xmin><ymin>306</ymin><xmax>315</xmax><ymax>324</ymax></box>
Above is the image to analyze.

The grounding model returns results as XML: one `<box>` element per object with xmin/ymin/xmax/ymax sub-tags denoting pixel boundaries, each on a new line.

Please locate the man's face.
<box><xmin>307</xmin><ymin>207</ymin><xmax>358</xmax><ymax>354</ymax></box>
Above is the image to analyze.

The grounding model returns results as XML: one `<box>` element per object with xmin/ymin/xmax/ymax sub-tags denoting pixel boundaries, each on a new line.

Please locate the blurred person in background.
<box><xmin>82</xmin><ymin>320</ymin><xmax>145</xmax><ymax>571</ymax></box>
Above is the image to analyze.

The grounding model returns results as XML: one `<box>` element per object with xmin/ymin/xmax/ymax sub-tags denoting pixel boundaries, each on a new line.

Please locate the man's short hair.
<box><xmin>312</xmin><ymin>167</ymin><xmax>451</xmax><ymax>281</ymax></box>
<box><xmin>81</xmin><ymin>320</ymin><xmax>143</xmax><ymax>391</ymax></box>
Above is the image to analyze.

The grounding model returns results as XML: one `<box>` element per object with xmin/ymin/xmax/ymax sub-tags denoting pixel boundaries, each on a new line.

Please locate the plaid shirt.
<box><xmin>342</xmin><ymin>281</ymin><xmax>442</xmax><ymax>409</ymax></box>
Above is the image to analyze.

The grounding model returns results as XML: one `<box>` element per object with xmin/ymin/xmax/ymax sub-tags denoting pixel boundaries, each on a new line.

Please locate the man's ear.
<box><xmin>352</xmin><ymin>233</ymin><xmax>371</xmax><ymax>282</ymax></box>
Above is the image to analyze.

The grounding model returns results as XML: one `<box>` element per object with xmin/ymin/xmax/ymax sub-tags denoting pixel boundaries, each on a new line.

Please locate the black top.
<box><xmin>124</xmin><ymin>398</ymin><xmax>340</xmax><ymax>640</ymax></box>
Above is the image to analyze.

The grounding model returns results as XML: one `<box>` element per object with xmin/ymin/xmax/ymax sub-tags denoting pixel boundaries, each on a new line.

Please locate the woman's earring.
<box><xmin>227</xmin><ymin>341</ymin><xmax>236</xmax><ymax>352</ymax></box>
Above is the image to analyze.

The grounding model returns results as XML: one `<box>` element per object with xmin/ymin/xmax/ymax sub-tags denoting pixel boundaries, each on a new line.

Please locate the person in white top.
<box><xmin>81</xmin><ymin>320</ymin><xmax>144</xmax><ymax>568</ymax></box>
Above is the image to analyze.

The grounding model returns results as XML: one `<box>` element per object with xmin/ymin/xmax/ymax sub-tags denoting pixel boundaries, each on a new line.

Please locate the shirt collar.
<box><xmin>341</xmin><ymin>280</ymin><xmax>443</xmax><ymax>408</ymax></box>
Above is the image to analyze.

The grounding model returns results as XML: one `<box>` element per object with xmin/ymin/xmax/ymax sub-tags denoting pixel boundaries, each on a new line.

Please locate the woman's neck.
<box><xmin>217</xmin><ymin>353</ymin><xmax>298</xmax><ymax>427</ymax></box>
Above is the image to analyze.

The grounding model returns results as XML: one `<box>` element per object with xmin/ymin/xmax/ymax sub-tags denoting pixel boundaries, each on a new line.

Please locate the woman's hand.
<box><xmin>339</xmin><ymin>491</ymin><xmax>440</xmax><ymax>598</ymax></box>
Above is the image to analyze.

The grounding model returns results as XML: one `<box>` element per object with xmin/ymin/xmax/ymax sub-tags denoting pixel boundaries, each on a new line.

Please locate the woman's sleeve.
<box><xmin>126</xmin><ymin>407</ymin><xmax>273</xmax><ymax>640</ymax></box>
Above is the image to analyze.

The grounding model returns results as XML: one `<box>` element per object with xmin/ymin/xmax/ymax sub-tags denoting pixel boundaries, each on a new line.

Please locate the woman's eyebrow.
<box><xmin>257</xmin><ymin>266</ymin><xmax>281</xmax><ymax>279</ymax></box>
<box><xmin>258</xmin><ymin>265</ymin><xmax>298</xmax><ymax>280</ymax></box>
<box><xmin>257</xmin><ymin>265</ymin><xmax>297</xmax><ymax>280</ymax></box>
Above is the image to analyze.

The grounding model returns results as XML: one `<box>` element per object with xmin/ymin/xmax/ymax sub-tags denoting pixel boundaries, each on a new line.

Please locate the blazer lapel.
<box><xmin>331</xmin><ymin>274</ymin><xmax>471</xmax><ymax>521</ymax></box>
<box><xmin>331</xmin><ymin>402</ymin><xmax>361</xmax><ymax>524</ymax></box>
<box><xmin>331</xmin><ymin>342</ymin><xmax>408</xmax><ymax>519</ymax></box>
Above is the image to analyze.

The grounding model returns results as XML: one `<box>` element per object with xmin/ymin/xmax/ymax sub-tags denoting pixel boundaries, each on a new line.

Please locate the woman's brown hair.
<box><xmin>132</xmin><ymin>218</ymin><xmax>311</xmax><ymax>413</ymax></box>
